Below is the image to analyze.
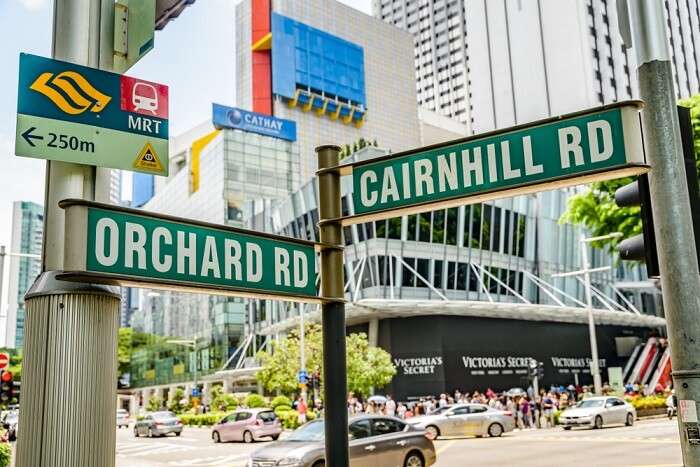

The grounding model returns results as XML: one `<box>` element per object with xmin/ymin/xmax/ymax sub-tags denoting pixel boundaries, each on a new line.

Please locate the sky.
<box><xmin>0</xmin><ymin>0</ymin><xmax>372</xmax><ymax>323</ymax></box>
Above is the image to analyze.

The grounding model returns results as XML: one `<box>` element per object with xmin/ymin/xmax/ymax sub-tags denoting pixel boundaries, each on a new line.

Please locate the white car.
<box><xmin>559</xmin><ymin>396</ymin><xmax>636</xmax><ymax>430</ymax></box>
<box><xmin>117</xmin><ymin>409</ymin><xmax>130</xmax><ymax>429</ymax></box>
<box><xmin>407</xmin><ymin>404</ymin><xmax>516</xmax><ymax>439</ymax></box>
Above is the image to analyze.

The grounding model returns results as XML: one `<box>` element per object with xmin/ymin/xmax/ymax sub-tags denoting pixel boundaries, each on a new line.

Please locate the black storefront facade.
<box><xmin>351</xmin><ymin>315</ymin><xmax>658</xmax><ymax>401</ymax></box>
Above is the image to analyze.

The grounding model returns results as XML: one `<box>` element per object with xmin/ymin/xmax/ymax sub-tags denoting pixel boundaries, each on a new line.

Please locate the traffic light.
<box><xmin>615</xmin><ymin>106</ymin><xmax>700</xmax><ymax>278</ymax></box>
<box><xmin>614</xmin><ymin>174</ymin><xmax>659</xmax><ymax>277</ymax></box>
<box><xmin>537</xmin><ymin>362</ymin><xmax>544</xmax><ymax>380</ymax></box>
<box><xmin>0</xmin><ymin>371</ymin><xmax>14</xmax><ymax>404</ymax></box>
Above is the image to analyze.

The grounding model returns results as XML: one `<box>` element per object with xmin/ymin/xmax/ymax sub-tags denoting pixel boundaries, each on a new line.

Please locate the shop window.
<box><xmin>402</xmin><ymin>257</ymin><xmax>416</xmax><ymax>287</ymax></box>
<box><xmin>419</xmin><ymin>213</ymin><xmax>431</xmax><ymax>242</ymax></box>
<box><xmin>416</xmin><ymin>258</ymin><xmax>430</xmax><ymax>287</ymax></box>
<box><xmin>446</xmin><ymin>208</ymin><xmax>458</xmax><ymax>245</ymax></box>
<box><xmin>433</xmin><ymin>260</ymin><xmax>444</xmax><ymax>289</ymax></box>
<box><xmin>433</xmin><ymin>210</ymin><xmax>445</xmax><ymax>244</ymax></box>
<box><xmin>456</xmin><ymin>262</ymin><xmax>468</xmax><ymax>291</ymax></box>
<box><xmin>388</xmin><ymin>218</ymin><xmax>402</xmax><ymax>239</ymax></box>
<box><xmin>407</xmin><ymin>215</ymin><xmax>417</xmax><ymax>241</ymax></box>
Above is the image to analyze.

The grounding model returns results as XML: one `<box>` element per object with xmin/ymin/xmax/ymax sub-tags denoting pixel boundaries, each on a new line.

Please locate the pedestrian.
<box><xmin>518</xmin><ymin>397</ymin><xmax>530</xmax><ymax>429</ymax></box>
<box><xmin>542</xmin><ymin>393</ymin><xmax>554</xmax><ymax>428</ymax></box>
<box><xmin>297</xmin><ymin>397</ymin><xmax>308</xmax><ymax>424</ymax></box>
<box><xmin>397</xmin><ymin>403</ymin><xmax>407</xmax><ymax>419</ymax></box>
<box><xmin>386</xmin><ymin>395</ymin><xmax>397</xmax><ymax>417</ymax></box>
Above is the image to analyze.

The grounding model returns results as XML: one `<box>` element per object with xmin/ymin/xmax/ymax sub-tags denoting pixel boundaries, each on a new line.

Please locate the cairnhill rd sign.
<box><xmin>341</xmin><ymin>102</ymin><xmax>648</xmax><ymax>224</ymax></box>
<box><xmin>59</xmin><ymin>200</ymin><xmax>318</xmax><ymax>303</ymax></box>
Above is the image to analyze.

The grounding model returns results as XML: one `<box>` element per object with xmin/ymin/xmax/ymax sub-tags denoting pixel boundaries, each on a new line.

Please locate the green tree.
<box><xmin>255</xmin><ymin>324</ymin><xmax>396</xmax><ymax>398</ymax></box>
<box><xmin>167</xmin><ymin>388</ymin><xmax>187</xmax><ymax>413</ymax></box>
<box><xmin>117</xmin><ymin>328</ymin><xmax>133</xmax><ymax>381</ymax></box>
<box><xmin>560</xmin><ymin>95</ymin><xmax>700</xmax><ymax>249</ymax></box>
<box><xmin>212</xmin><ymin>394</ymin><xmax>238</xmax><ymax>412</ymax></box>
<box><xmin>147</xmin><ymin>395</ymin><xmax>163</xmax><ymax>412</ymax></box>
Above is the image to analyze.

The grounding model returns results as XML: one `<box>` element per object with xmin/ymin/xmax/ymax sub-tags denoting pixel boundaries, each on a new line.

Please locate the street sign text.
<box><xmin>61</xmin><ymin>200</ymin><xmax>318</xmax><ymax>302</ymax></box>
<box><xmin>346</xmin><ymin>103</ymin><xmax>647</xmax><ymax>224</ymax></box>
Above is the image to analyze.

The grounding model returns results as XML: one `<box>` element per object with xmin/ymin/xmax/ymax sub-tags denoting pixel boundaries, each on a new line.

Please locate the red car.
<box><xmin>212</xmin><ymin>408</ymin><xmax>282</xmax><ymax>443</ymax></box>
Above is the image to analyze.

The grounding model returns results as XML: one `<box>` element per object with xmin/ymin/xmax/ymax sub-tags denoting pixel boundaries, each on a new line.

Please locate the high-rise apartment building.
<box><xmin>375</xmin><ymin>0</ymin><xmax>700</xmax><ymax>134</ymax></box>
<box><xmin>373</xmin><ymin>0</ymin><xmax>470</xmax><ymax>127</ymax></box>
<box><xmin>5</xmin><ymin>201</ymin><xmax>43</xmax><ymax>349</ymax></box>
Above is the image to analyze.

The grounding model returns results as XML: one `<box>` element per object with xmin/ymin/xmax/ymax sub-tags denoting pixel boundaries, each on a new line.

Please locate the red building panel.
<box><xmin>251</xmin><ymin>0</ymin><xmax>270</xmax><ymax>43</ymax></box>
<box><xmin>252</xmin><ymin>0</ymin><xmax>272</xmax><ymax>115</ymax></box>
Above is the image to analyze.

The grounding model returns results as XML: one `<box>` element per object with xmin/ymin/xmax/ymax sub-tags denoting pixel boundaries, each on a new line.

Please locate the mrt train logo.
<box><xmin>29</xmin><ymin>70</ymin><xmax>112</xmax><ymax>115</ymax></box>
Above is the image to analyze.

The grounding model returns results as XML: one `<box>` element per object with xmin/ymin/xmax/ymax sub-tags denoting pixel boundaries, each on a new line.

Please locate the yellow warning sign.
<box><xmin>133</xmin><ymin>142</ymin><xmax>164</xmax><ymax>172</ymax></box>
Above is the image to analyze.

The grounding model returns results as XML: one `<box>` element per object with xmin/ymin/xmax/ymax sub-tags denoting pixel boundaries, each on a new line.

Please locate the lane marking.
<box><xmin>496</xmin><ymin>435</ymin><xmax>678</xmax><ymax>444</ymax></box>
<box><xmin>167</xmin><ymin>454</ymin><xmax>250</xmax><ymax>466</ymax></box>
<box><xmin>435</xmin><ymin>440</ymin><xmax>456</xmax><ymax>456</ymax></box>
<box><xmin>116</xmin><ymin>442</ymin><xmax>196</xmax><ymax>456</ymax></box>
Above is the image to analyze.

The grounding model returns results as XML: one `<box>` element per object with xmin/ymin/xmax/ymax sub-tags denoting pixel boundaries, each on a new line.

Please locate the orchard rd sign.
<box><xmin>59</xmin><ymin>200</ymin><xmax>319</xmax><ymax>303</ymax></box>
<box><xmin>341</xmin><ymin>102</ymin><xmax>648</xmax><ymax>224</ymax></box>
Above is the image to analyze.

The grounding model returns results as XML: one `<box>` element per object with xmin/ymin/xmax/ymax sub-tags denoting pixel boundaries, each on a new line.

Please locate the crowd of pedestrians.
<box><xmin>345</xmin><ymin>383</ymin><xmax>620</xmax><ymax>429</ymax></box>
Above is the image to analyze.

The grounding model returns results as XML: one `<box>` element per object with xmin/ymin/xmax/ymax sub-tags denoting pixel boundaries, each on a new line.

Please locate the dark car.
<box><xmin>249</xmin><ymin>415</ymin><xmax>436</xmax><ymax>467</ymax></box>
<box><xmin>134</xmin><ymin>411</ymin><xmax>182</xmax><ymax>438</ymax></box>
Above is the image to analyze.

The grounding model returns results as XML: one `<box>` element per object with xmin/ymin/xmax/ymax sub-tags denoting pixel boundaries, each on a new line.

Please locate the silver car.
<box><xmin>117</xmin><ymin>409</ymin><xmax>130</xmax><ymax>428</ymax></box>
<box><xmin>407</xmin><ymin>404</ymin><xmax>515</xmax><ymax>440</ymax></box>
<box><xmin>559</xmin><ymin>396</ymin><xmax>636</xmax><ymax>430</ymax></box>
<box><xmin>248</xmin><ymin>415</ymin><xmax>436</xmax><ymax>467</ymax></box>
<box><xmin>134</xmin><ymin>411</ymin><xmax>183</xmax><ymax>437</ymax></box>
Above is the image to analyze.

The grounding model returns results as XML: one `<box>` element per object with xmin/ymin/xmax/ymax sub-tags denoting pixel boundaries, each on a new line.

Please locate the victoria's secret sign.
<box><xmin>394</xmin><ymin>357</ymin><xmax>444</xmax><ymax>376</ymax></box>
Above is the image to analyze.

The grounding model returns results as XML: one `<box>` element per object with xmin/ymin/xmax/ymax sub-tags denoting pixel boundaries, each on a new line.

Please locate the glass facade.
<box><xmin>127</xmin><ymin>128</ymin><xmax>300</xmax><ymax>389</ymax></box>
<box><xmin>129</xmin><ymin>297</ymin><xmax>246</xmax><ymax>387</ymax></box>
<box><xmin>223</xmin><ymin>129</ymin><xmax>300</xmax><ymax>225</ymax></box>
<box><xmin>248</xmin><ymin>147</ymin><xmax>656</xmax><ymax>334</ymax></box>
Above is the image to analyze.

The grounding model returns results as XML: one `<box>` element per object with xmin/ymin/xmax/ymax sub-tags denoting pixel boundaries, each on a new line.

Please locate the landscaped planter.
<box><xmin>636</xmin><ymin>407</ymin><xmax>667</xmax><ymax>418</ymax></box>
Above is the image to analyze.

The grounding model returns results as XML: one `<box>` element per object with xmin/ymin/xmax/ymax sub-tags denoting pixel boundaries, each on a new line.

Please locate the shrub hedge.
<box><xmin>271</xmin><ymin>395</ymin><xmax>292</xmax><ymax>410</ymax></box>
<box><xmin>0</xmin><ymin>442</ymin><xmax>10</xmax><ymax>467</ymax></box>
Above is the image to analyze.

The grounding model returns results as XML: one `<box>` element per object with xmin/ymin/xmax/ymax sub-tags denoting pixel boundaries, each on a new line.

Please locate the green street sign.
<box><xmin>60</xmin><ymin>200</ymin><xmax>319</xmax><ymax>303</ymax></box>
<box><xmin>345</xmin><ymin>102</ymin><xmax>647</xmax><ymax>224</ymax></box>
<box><xmin>15</xmin><ymin>53</ymin><xmax>169</xmax><ymax>175</ymax></box>
<box><xmin>113</xmin><ymin>0</ymin><xmax>156</xmax><ymax>73</ymax></box>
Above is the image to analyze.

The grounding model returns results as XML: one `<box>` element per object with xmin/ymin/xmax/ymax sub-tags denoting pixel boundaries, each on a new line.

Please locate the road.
<box><xmin>115</xmin><ymin>418</ymin><xmax>683</xmax><ymax>467</ymax></box>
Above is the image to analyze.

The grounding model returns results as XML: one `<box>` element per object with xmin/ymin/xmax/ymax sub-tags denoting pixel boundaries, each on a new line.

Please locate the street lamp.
<box><xmin>552</xmin><ymin>232</ymin><xmax>622</xmax><ymax>395</ymax></box>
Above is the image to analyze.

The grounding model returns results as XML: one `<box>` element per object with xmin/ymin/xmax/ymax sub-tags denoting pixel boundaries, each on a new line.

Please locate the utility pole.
<box><xmin>552</xmin><ymin>232</ymin><xmax>621</xmax><ymax>395</ymax></box>
<box><xmin>580</xmin><ymin>234</ymin><xmax>603</xmax><ymax>396</ymax></box>
<box><xmin>16</xmin><ymin>1</ymin><xmax>121</xmax><ymax>466</ymax></box>
<box><xmin>621</xmin><ymin>1</ymin><xmax>700</xmax><ymax>464</ymax></box>
<box><xmin>317</xmin><ymin>145</ymin><xmax>349</xmax><ymax>467</ymax></box>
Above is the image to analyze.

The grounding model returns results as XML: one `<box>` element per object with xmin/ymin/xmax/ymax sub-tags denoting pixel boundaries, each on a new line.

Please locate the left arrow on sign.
<box><xmin>21</xmin><ymin>127</ymin><xmax>44</xmax><ymax>147</ymax></box>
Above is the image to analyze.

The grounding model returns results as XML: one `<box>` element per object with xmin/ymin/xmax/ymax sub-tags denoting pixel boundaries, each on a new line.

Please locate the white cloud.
<box><xmin>16</xmin><ymin>0</ymin><xmax>49</xmax><ymax>11</ymax></box>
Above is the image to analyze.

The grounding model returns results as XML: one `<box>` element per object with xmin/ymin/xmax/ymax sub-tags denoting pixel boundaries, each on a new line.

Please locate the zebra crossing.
<box><xmin>116</xmin><ymin>441</ymin><xmax>197</xmax><ymax>457</ymax></box>
<box><xmin>115</xmin><ymin>433</ymin><xmax>256</xmax><ymax>467</ymax></box>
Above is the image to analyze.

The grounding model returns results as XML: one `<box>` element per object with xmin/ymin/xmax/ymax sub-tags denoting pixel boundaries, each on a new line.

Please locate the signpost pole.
<box><xmin>624</xmin><ymin>2</ymin><xmax>700</xmax><ymax>464</ymax></box>
<box><xmin>16</xmin><ymin>1</ymin><xmax>121</xmax><ymax>466</ymax></box>
<box><xmin>316</xmin><ymin>145</ymin><xmax>349</xmax><ymax>467</ymax></box>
